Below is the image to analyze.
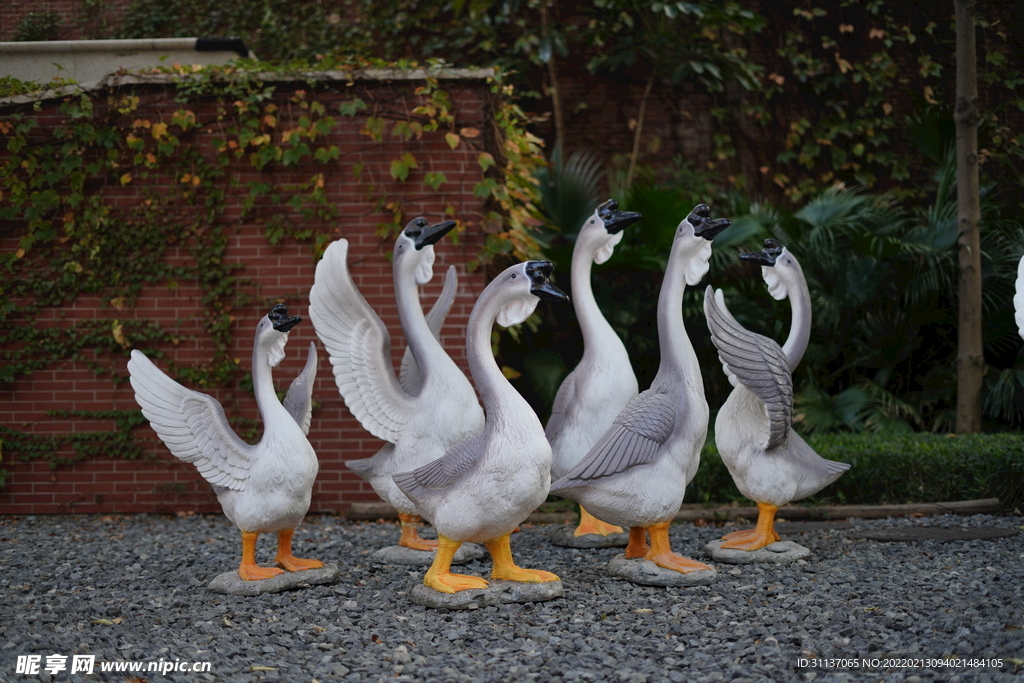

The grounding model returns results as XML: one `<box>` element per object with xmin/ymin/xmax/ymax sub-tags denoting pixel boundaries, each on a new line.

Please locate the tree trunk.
<box><xmin>625</xmin><ymin>72</ymin><xmax>655</xmax><ymax>192</ymax></box>
<box><xmin>541</xmin><ymin>2</ymin><xmax>564</xmax><ymax>170</ymax></box>
<box><xmin>954</xmin><ymin>0</ymin><xmax>984</xmax><ymax>433</ymax></box>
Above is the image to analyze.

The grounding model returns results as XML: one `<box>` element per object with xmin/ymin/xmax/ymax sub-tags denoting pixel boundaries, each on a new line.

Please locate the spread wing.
<box><xmin>544</xmin><ymin>366</ymin><xmax>579</xmax><ymax>441</ymax></box>
<box><xmin>308</xmin><ymin>239</ymin><xmax>414</xmax><ymax>443</ymax></box>
<box><xmin>704</xmin><ymin>286</ymin><xmax>793</xmax><ymax>450</ymax></box>
<box><xmin>392</xmin><ymin>431</ymin><xmax>485</xmax><ymax>499</ymax></box>
<box><xmin>399</xmin><ymin>265</ymin><xmax>458</xmax><ymax>395</ymax></box>
<box><xmin>1015</xmin><ymin>255</ymin><xmax>1024</xmax><ymax>341</ymax></box>
<box><xmin>127</xmin><ymin>350</ymin><xmax>254</xmax><ymax>491</ymax></box>
<box><xmin>282</xmin><ymin>342</ymin><xmax>317</xmax><ymax>435</ymax></box>
<box><xmin>550</xmin><ymin>390</ymin><xmax>675</xmax><ymax>490</ymax></box>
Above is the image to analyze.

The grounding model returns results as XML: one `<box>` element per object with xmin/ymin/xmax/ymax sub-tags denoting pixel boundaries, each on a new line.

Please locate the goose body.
<box><xmin>546</xmin><ymin>200</ymin><xmax>641</xmax><ymax>537</ymax></box>
<box><xmin>705</xmin><ymin>240</ymin><xmax>849</xmax><ymax>550</ymax></box>
<box><xmin>394</xmin><ymin>261</ymin><xmax>569</xmax><ymax>593</ymax></box>
<box><xmin>550</xmin><ymin>205</ymin><xmax>731</xmax><ymax>573</ymax></box>
<box><xmin>128</xmin><ymin>304</ymin><xmax>322</xmax><ymax>580</ymax></box>
<box><xmin>308</xmin><ymin>219</ymin><xmax>485</xmax><ymax>550</ymax></box>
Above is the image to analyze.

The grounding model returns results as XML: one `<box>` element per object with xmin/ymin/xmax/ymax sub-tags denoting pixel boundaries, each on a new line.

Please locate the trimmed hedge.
<box><xmin>688</xmin><ymin>432</ymin><xmax>1024</xmax><ymax>511</ymax></box>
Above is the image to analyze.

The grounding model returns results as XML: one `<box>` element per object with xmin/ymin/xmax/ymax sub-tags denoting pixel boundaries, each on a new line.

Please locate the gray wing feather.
<box><xmin>704</xmin><ymin>286</ymin><xmax>793</xmax><ymax>449</ymax></box>
<box><xmin>399</xmin><ymin>265</ymin><xmax>457</xmax><ymax>395</ymax></box>
<box><xmin>127</xmin><ymin>350</ymin><xmax>253</xmax><ymax>491</ymax></box>
<box><xmin>393</xmin><ymin>432</ymin><xmax>484</xmax><ymax>500</ymax></box>
<box><xmin>283</xmin><ymin>342</ymin><xmax>317</xmax><ymax>435</ymax></box>
<box><xmin>550</xmin><ymin>391</ymin><xmax>675</xmax><ymax>490</ymax></box>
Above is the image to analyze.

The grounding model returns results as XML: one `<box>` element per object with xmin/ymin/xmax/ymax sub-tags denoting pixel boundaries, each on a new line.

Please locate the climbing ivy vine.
<box><xmin>0</xmin><ymin>57</ymin><xmax>546</xmax><ymax>477</ymax></box>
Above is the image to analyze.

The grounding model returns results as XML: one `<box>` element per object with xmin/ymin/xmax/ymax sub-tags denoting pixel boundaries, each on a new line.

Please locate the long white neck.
<box><xmin>466</xmin><ymin>290</ymin><xmax>534</xmax><ymax>430</ymax></box>
<box><xmin>572</xmin><ymin>236</ymin><xmax>618</xmax><ymax>357</ymax></box>
<box><xmin>655</xmin><ymin>244</ymin><xmax>701</xmax><ymax>384</ymax></box>
<box><xmin>781</xmin><ymin>266</ymin><xmax>811</xmax><ymax>369</ymax></box>
<box><xmin>251</xmin><ymin>340</ymin><xmax>289</xmax><ymax>431</ymax></box>
<box><xmin>395</xmin><ymin>261</ymin><xmax>447</xmax><ymax>383</ymax></box>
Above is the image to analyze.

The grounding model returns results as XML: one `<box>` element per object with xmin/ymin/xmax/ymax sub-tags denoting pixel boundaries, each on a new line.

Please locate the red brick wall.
<box><xmin>0</xmin><ymin>0</ymin><xmax>134</xmax><ymax>41</ymax></box>
<box><xmin>0</xmin><ymin>75</ymin><xmax>498</xmax><ymax>515</ymax></box>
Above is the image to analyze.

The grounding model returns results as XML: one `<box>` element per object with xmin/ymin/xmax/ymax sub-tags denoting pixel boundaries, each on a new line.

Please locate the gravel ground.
<box><xmin>1</xmin><ymin>512</ymin><xmax>1022</xmax><ymax>683</ymax></box>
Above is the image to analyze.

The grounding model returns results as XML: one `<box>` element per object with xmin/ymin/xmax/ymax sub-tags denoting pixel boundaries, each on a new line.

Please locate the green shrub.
<box><xmin>688</xmin><ymin>432</ymin><xmax>1024</xmax><ymax>511</ymax></box>
<box><xmin>15</xmin><ymin>11</ymin><xmax>61</xmax><ymax>41</ymax></box>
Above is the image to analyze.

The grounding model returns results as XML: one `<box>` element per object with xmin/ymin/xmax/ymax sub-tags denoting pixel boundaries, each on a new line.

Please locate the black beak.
<box><xmin>740</xmin><ymin>238</ymin><xmax>785</xmax><ymax>266</ymax></box>
<box><xmin>597</xmin><ymin>199</ymin><xmax>642</xmax><ymax>235</ymax></box>
<box><xmin>405</xmin><ymin>218</ymin><xmax>457</xmax><ymax>250</ymax></box>
<box><xmin>269</xmin><ymin>303</ymin><xmax>301</xmax><ymax>332</ymax></box>
<box><xmin>525</xmin><ymin>260</ymin><xmax>570</xmax><ymax>303</ymax></box>
<box><xmin>686</xmin><ymin>203</ymin><xmax>730</xmax><ymax>241</ymax></box>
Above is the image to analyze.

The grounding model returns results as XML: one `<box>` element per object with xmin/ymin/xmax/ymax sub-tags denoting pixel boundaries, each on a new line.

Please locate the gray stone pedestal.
<box><xmin>606</xmin><ymin>555</ymin><xmax>718</xmax><ymax>587</ymax></box>
<box><xmin>208</xmin><ymin>563</ymin><xmax>341</xmax><ymax>596</ymax></box>
<box><xmin>704</xmin><ymin>539</ymin><xmax>811</xmax><ymax>564</ymax></box>
<box><xmin>409</xmin><ymin>579</ymin><xmax>564</xmax><ymax>610</ymax></box>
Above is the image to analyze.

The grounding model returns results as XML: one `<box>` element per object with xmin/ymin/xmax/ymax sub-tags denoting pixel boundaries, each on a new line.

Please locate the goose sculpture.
<box><xmin>549</xmin><ymin>205</ymin><xmax>731</xmax><ymax>576</ymax></box>
<box><xmin>1015</xmin><ymin>254</ymin><xmax>1024</xmax><ymax>340</ymax></box>
<box><xmin>308</xmin><ymin>218</ymin><xmax>485</xmax><ymax>551</ymax></box>
<box><xmin>127</xmin><ymin>304</ymin><xmax>322</xmax><ymax>581</ymax></box>
<box><xmin>704</xmin><ymin>239</ymin><xmax>849</xmax><ymax>552</ymax></box>
<box><xmin>394</xmin><ymin>261</ymin><xmax>569</xmax><ymax>593</ymax></box>
<box><xmin>547</xmin><ymin>199</ymin><xmax>642</xmax><ymax>540</ymax></box>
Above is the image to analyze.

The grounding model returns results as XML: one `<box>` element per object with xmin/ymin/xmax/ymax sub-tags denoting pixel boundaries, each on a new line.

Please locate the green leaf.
<box><xmin>390</xmin><ymin>152</ymin><xmax>418</xmax><ymax>181</ymax></box>
<box><xmin>423</xmin><ymin>172</ymin><xmax>447</xmax><ymax>190</ymax></box>
<box><xmin>478</xmin><ymin>152</ymin><xmax>496</xmax><ymax>171</ymax></box>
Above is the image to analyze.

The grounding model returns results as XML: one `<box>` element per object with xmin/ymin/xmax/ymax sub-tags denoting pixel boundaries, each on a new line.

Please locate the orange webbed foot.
<box><xmin>398</xmin><ymin>514</ymin><xmax>440</xmax><ymax>551</ymax></box>
<box><xmin>276</xmin><ymin>555</ymin><xmax>324</xmax><ymax>572</ymax></box>
<box><xmin>645</xmin><ymin>551</ymin><xmax>712</xmax><ymax>574</ymax></box>
<box><xmin>425</xmin><ymin>571</ymin><xmax>489</xmax><ymax>594</ymax></box>
<box><xmin>574</xmin><ymin>507</ymin><xmax>624</xmax><ymax>537</ymax></box>
<box><xmin>238</xmin><ymin>563</ymin><xmax>285</xmax><ymax>581</ymax></box>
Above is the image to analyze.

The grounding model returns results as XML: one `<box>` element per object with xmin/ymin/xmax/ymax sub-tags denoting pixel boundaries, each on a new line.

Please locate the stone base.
<box><xmin>370</xmin><ymin>543</ymin><xmax>486</xmax><ymax>566</ymax></box>
<box><xmin>409</xmin><ymin>579</ymin><xmax>563</xmax><ymax>610</ymax></box>
<box><xmin>208</xmin><ymin>563</ymin><xmax>341</xmax><ymax>596</ymax></box>
<box><xmin>704</xmin><ymin>539</ymin><xmax>811</xmax><ymax>564</ymax></box>
<box><xmin>549</xmin><ymin>524</ymin><xmax>629</xmax><ymax>548</ymax></box>
<box><xmin>606</xmin><ymin>554</ymin><xmax>718</xmax><ymax>587</ymax></box>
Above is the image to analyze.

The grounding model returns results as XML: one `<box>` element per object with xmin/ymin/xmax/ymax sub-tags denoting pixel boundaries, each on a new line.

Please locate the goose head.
<box><xmin>669</xmin><ymin>204</ymin><xmax>732</xmax><ymax>285</ymax></box>
<box><xmin>256</xmin><ymin>303</ymin><xmax>301</xmax><ymax>368</ymax></box>
<box><xmin>577</xmin><ymin>199</ymin><xmax>643</xmax><ymax>265</ymax></box>
<box><xmin>740</xmin><ymin>238</ymin><xmax>804</xmax><ymax>301</ymax></box>
<box><xmin>494</xmin><ymin>260</ymin><xmax>570</xmax><ymax>328</ymax></box>
<box><xmin>393</xmin><ymin>217</ymin><xmax>457</xmax><ymax>285</ymax></box>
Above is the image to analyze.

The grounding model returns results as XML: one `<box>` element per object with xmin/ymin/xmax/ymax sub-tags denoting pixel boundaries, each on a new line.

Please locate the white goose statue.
<box><xmin>547</xmin><ymin>199</ymin><xmax>642</xmax><ymax>539</ymax></box>
<box><xmin>394</xmin><ymin>261</ymin><xmax>569</xmax><ymax>593</ymax></box>
<box><xmin>308</xmin><ymin>218</ymin><xmax>485</xmax><ymax>551</ymax></box>
<box><xmin>704</xmin><ymin>239</ymin><xmax>849</xmax><ymax>551</ymax></box>
<box><xmin>1015</xmin><ymin>254</ymin><xmax>1024</xmax><ymax>340</ymax></box>
<box><xmin>549</xmin><ymin>205</ymin><xmax>731</xmax><ymax>574</ymax></box>
<box><xmin>127</xmin><ymin>304</ymin><xmax>322</xmax><ymax>580</ymax></box>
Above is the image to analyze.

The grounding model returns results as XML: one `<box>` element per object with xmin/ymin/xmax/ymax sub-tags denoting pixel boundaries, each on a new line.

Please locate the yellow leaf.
<box><xmin>91</xmin><ymin>618</ymin><xmax>115</xmax><ymax>625</ymax></box>
<box><xmin>15</xmin><ymin>248</ymin><xmax>25</xmax><ymax>259</ymax></box>
<box><xmin>459</xmin><ymin>127</ymin><xmax>481</xmax><ymax>138</ymax></box>
<box><xmin>445</xmin><ymin>132</ymin><xmax>460</xmax><ymax>149</ymax></box>
<box><xmin>120</xmin><ymin>173</ymin><xmax>132</xmax><ymax>186</ymax></box>
<box><xmin>191</xmin><ymin>175</ymin><xmax>201</xmax><ymax>186</ymax></box>
<box><xmin>151</xmin><ymin>122</ymin><xmax>168</xmax><ymax>139</ymax></box>
<box><xmin>314</xmin><ymin>173</ymin><xmax>325</xmax><ymax>189</ymax></box>
<box><xmin>112</xmin><ymin>320</ymin><xmax>127</xmax><ymax>347</ymax></box>
<box><xmin>263</xmin><ymin>114</ymin><xmax>277</xmax><ymax>128</ymax></box>
<box><xmin>146</xmin><ymin>153</ymin><xmax>157</xmax><ymax>164</ymax></box>
<box><xmin>924</xmin><ymin>86</ymin><xmax>938</xmax><ymax>104</ymax></box>
<box><xmin>501</xmin><ymin>365</ymin><xmax>522</xmax><ymax>380</ymax></box>
<box><xmin>869</xmin><ymin>28</ymin><xmax>885</xmax><ymax>39</ymax></box>
<box><xmin>839</xmin><ymin>23</ymin><xmax>854</xmax><ymax>33</ymax></box>
<box><xmin>835</xmin><ymin>53</ymin><xmax>852</xmax><ymax>74</ymax></box>
<box><xmin>110</xmin><ymin>296</ymin><xmax>126</xmax><ymax>310</ymax></box>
